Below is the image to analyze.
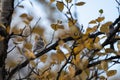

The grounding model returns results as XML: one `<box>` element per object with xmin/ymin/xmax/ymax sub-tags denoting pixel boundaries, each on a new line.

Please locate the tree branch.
<box><xmin>7</xmin><ymin>37</ymin><xmax>74</xmax><ymax>80</ymax></box>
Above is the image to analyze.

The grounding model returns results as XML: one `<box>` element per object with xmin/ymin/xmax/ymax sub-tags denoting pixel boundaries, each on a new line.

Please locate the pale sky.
<box><xmin>76</xmin><ymin>0</ymin><xmax>118</xmax><ymax>27</ymax></box>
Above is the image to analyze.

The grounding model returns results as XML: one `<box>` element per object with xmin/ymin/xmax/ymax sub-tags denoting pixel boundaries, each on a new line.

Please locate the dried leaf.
<box><xmin>107</xmin><ymin>70</ymin><xmax>117</xmax><ymax>77</ymax></box>
<box><xmin>51</xmin><ymin>24</ymin><xmax>64</xmax><ymax>31</ymax></box>
<box><xmin>99</xmin><ymin>76</ymin><xmax>106</xmax><ymax>79</ymax></box>
<box><xmin>20</xmin><ymin>13</ymin><xmax>28</xmax><ymax>18</ymax></box>
<box><xmin>65</xmin><ymin>0</ymin><xmax>72</xmax><ymax>3</ymax></box>
<box><xmin>105</xmin><ymin>48</ymin><xmax>114</xmax><ymax>53</ymax></box>
<box><xmin>75</xmin><ymin>2</ymin><xmax>85</xmax><ymax>6</ymax></box>
<box><xmin>56</xmin><ymin>1</ymin><xmax>64</xmax><ymax>12</ymax></box>
<box><xmin>24</xmin><ymin>50</ymin><xmax>36</xmax><ymax>59</ymax></box>
<box><xmin>24</xmin><ymin>42</ymin><xmax>32</xmax><ymax>50</ymax></box>
<box><xmin>96</xmin><ymin>17</ymin><xmax>105</xmax><ymax>22</ymax></box>
<box><xmin>40</xmin><ymin>54</ymin><xmax>47</xmax><ymax>63</ymax></box>
<box><xmin>89</xmin><ymin>20</ymin><xmax>96</xmax><ymax>24</ymax></box>
<box><xmin>101</xmin><ymin>61</ymin><xmax>108</xmax><ymax>71</ymax></box>
<box><xmin>68</xmin><ymin>66</ymin><xmax>75</xmax><ymax>77</ymax></box>
<box><xmin>100</xmin><ymin>22</ymin><xmax>112</xmax><ymax>33</ymax></box>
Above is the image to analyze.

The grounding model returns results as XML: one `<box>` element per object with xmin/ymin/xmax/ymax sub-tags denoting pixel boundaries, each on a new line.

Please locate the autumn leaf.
<box><xmin>94</xmin><ymin>43</ymin><xmax>102</xmax><ymax>49</ymax></box>
<box><xmin>11</xmin><ymin>27</ymin><xmax>21</xmax><ymax>34</ymax></box>
<box><xmin>51</xmin><ymin>24</ymin><xmax>64</xmax><ymax>31</ymax></box>
<box><xmin>40</xmin><ymin>54</ymin><xmax>48</xmax><ymax>63</ymax></box>
<box><xmin>89</xmin><ymin>20</ymin><xmax>97</xmax><ymax>24</ymax></box>
<box><xmin>24</xmin><ymin>42</ymin><xmax>32</xmax><ymax>50</ymax></box>
<box><xmin>101</xmin><ymin>61</ymin><xmax>108</xmax><ymax>71</ymax></box>
<box><xmin>65</xmin><ymin>0</ymin><xmax>72</xmax><ymax>3</ymax></box>
<box><xmin>56</xmin><ymin>49</ymin><xmax>65</xmax><ymax>62</ymax></box>
<box><xmin>99</xmin><ymin>76</ymin><xmax>106</xmax><ymax>79</ymax></box>
<box><xmin>24</xmin><ymin>50</ymin><xmax>36</xmax><ymax>59</ymax></box>
<box><xmin>50</xmin><ymin>0</ymin><xmax>55</xmax><ymax>2</ymax></box>
<box><xmin>56</xmin><ymin>1</ymin><xmax>64</xmax><ymax>12</ymax></box>
<box><xmin>32</xmin><ymin>27</ymin><xmax>44</xmax><ymax>35</ymax></box>
<box><xmin>107</xmin><ymin>70</ymin><xmax>117</xmax><ymax>77</ymax></box>
<box><xmin>6</xmin><ymin>59</ymin><xmax>18</xmax><ymax>68</ymax></box>
<box><xmin>75</xmin><ymin>2</ymin><xmax>85</xmax><ymax>6</ymax></box>
<box><xmin>20</xmin><ymin>13</ymin><xmax>28</xmax><ymax>18</ymax></box>
<box><xmin>68</xmin><ymin>66</ymin><xmax>75</xmax><ymax>77</ymax></box>
<box><xmin>68</xmin><ymin>19</ymin><xmax>77</xmax><ymax>27</ymax></box>
<box><xmin>100</xmin><ymin>21</ymin><xmax>112</xmax><ymax>33</ymax></box>
<box><xmin>74</xmin><ymin>45</ymin><xmax>84</xmax><ymax>54</ymax></box>
<box><xmin>105</xmin><ymin>48</ymin><xmax>114</xmax><ymax>53</ymax></box>
<box><xmin>96</xmin><ymin>17</ymin><xmax>105</xmax><ymax>22</ymax></box>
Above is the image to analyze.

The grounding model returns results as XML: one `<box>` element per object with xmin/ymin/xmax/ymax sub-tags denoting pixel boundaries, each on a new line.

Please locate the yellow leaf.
<box><xmin>80</xmin><ymin>70</ymin><xmax>88</xmax><ymax>80</ymax></box>
<box><xmin>24</xmin><ymin>42</ymin><xmax>32</xmax><ymax>50</ymax></box>
<box><xmin>68</xmin><ymin>18</ymin><xmax>77</xmax><ymax>27</ymax></box>
<box><xmin>40</xmin><ymin>54</ymin><xmax>47</xmax><ymax>63</ymax></box>
<box><xmin>75</xmin><ymin>2</ymin><xmax>85</xmax><ymax>6</ymax></box>
<box><xmin>20</xmin><ymin>13</ymin><xmax>28</xmax><ymax>18</ymax></box>
<box><xmin>16</xmin><ymin>36</ymin><xmax>24</xmax><ymax>42</ymax></box>
<box><xmin>30</xmin><ymin>60</ymin><xmax>36</xmax><ymax>67</ymax></box>
<box><xmin>94</xmin><ymin>43</ymin><xmax>102</xmax><ymax>49</ymax></box>
<box><xmin>51</xmin><ymin>24</ymin><xmax>57</xmax><ymax>30</ymax></box>
<box><xmin>56</xmin><ymin>50</ymin><xmax>65</xmax><ymax>62</ymax></box>
<box><xmin>104</xmin><ymin>21</ymin><xmax>112</xmax><ymax>26</ymax></box>
<box><xmin>24</xmin><ymin>50</ymin><xmax>36</xmax><ymax>59</ymax></box>
<box><xmin>96</xmin><ymin>17</ymin><xmax>105</xmax><ymax>22</ymax></box>
<box><xmin>82</xmin><ymin>59</ymin><xmax>89</xmax><ymax>69</ymax></box>
<box><xmin>50</xmin><ymin>0</ymin><xmax>55</xmax><ymax>3</ymax></box>
<box><xmin>65</xmin><ymin>0</ymin><xmax>72</xmax><ymax>3</ymax></box>
<box><xmin>57</xmin><ymin>24</ymin><xmax>64</xmax><ymax>29</ymax></box>
<box><xmin>11</xmin><ymin>27</ymin><xmax>21</xmax><ymax>34</ymax></box>
<box><xmin>32</xmin><ymin>27</ymin><xmax>44</xmax><ymax>35</ymax></box>
<box><xmin>100</xmin><ymin>24</ymin><xmax>109</xmax><ymax>33</ymax></box>
<box><xmin>56</xmin><ymin>1</ymin><xmax>64</xmax><ymax>12</ymax></box>
<box><xmin>107</xmin><ymin>70</ymin><xmax>117</xmax><ymax>77</ymax></box>
<box><xmin>6</xmin><ymin>59</ymin><xmax>18</xmax><ymax>68</ymax></box>
<box><xmin>95</xmin><ymin>37</ymin><xmax>100</xmax><ymax>43</ymax></box>
<box><xmin>84</xmin><ymin>39</ymin><xmax>94</xmax><ymax>49</ymax></box>
<box><xmin>89</xmin><ymin>20</ymin><xmax>96</xmax><ymax>24</ymax></box>
<box><xmin>101</xmin><ymin>61</ymin><xmax>108</xmax><ymax>71</ymax></box>
<box><xmin>105</xmin><ymin>48</ymin><xmax>114</xmax><ymax>53</ymax></box>
<box><xmin>99</xmin><ymin>76</ymin><xmax>106</xmax><ymax>79</ymax></box>
<box><xmin>51</xmin><ymin>24</ymin><xmax>64</xmax><ymax>31</ymax></box>
<box><xmin>68</xmin><ymin>66</ymin><xmax>75</xmax><ymax>77</ymax></box>
<box><xmin>69</xmin><ymin>25</ymin><xmax>81</xmax><ymax>39</ymax></box>
<box><xmin>86</xmin><ymin>27</ymin><xmax>96</xmax><ymax>34</ymax></box>
<box><xmin>74</xmin><ymin>45</ymin><xmax>84</xmax><ymax>54</ymax></box>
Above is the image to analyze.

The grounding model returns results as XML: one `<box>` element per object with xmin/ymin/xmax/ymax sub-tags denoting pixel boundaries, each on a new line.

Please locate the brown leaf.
<box><xmin>56</xmin><ymin>1</ymin><xmax>64</xmax><ymax>12</ymax></box>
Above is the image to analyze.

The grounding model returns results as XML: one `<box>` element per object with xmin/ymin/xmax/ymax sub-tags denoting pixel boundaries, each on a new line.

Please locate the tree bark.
<box><xmin>0</xmin><ymin>0</ymin><xmax>14</xmax><ymax>80</ymax></box>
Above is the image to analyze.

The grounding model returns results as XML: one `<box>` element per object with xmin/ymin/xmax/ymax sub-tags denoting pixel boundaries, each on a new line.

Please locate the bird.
<box><xmin>33</xmin><ymin>36</ymin><xmax>45</xmax><ymax>53</ymax></box>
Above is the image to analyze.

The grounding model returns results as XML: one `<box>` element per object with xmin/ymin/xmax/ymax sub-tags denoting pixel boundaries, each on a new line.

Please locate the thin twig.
<box><xmin>7</xmin><ymin>46</ymin><xmax>16</xmax><ymax>53</ymax></box>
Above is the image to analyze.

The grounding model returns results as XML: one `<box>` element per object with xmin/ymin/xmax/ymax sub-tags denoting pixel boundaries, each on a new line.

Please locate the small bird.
<box><xmin>33</xmin><ymin>36</ymin><xmax>45</xmax><ymax>53</ymax></box>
